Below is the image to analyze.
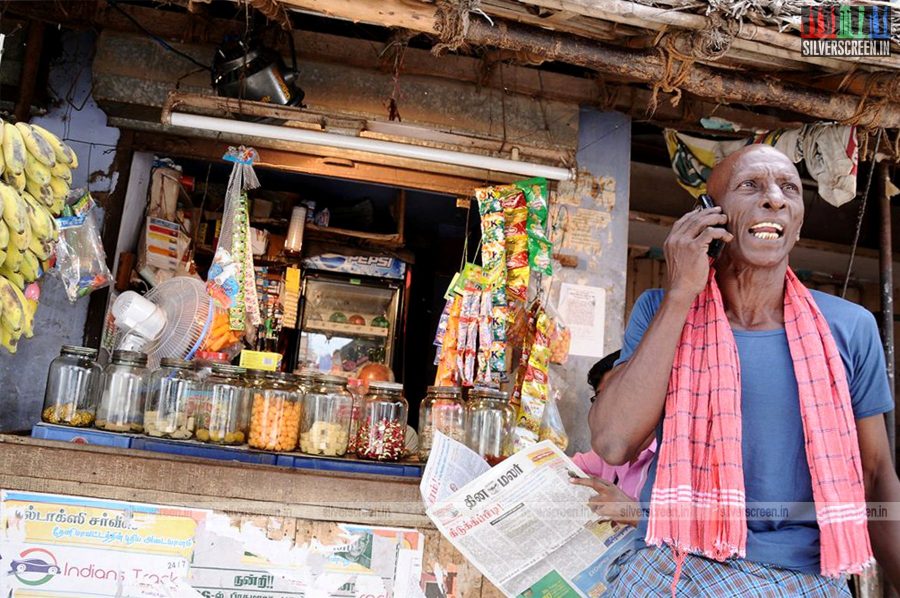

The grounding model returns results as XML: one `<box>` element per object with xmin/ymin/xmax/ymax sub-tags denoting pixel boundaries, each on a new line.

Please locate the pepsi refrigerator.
<box><xmin>289</xmin><ymin>254</ymin><xmax>409</xmax><ymax>378</ymax></box>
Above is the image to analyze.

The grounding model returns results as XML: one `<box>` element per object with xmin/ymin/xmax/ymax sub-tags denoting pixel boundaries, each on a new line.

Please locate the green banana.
<box><xmin>15</xmin><ymin>123</ymin><xmax>55</xmax><ymax>168</ymax></box>
<box><xmin>0</xmin><ymin>182</ymin><xmax>27</xmax><ymax>235</ymax></box>
<box><xmin>24</xmin><ymin>152</ymin><xmax>51</xmax><ymax>187</ymax></box>
<box><xmin>18</xmin><ymin>249</ymin><xmax>39</xmax><ymax>283</ymax></box>
<box><xmin>0</xmin><ymin>265</ymin><xmax>23</xmax><ymax>289</ymax></box>
<box><xmin>29</xmin><ymin>124</ymin><xmax>74</xmax><ymax>166</ymax></box>
<box><xmin>50</xmin><ymin>160</ymin><xmax>72</xmax><ymax>184</ymax></box>
<box><xmin>0</xmin><ymin>275</ymin><xmax>24</xmax><ymax>334</ymax></box>
<box><xmin>2</xmin><ymin>122</ymin><xmax>25</xmax><ymax>175</ymax></box>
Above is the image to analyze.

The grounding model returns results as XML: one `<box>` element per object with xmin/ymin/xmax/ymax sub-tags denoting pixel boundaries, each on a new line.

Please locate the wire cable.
<box><xmin>841</xmin><ymin>128</ymin><xmax>883</xmax><ymax>298</ymax></box>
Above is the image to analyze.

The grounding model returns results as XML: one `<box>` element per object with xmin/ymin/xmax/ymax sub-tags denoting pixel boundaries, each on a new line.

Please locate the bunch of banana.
<box><xmin>0</xmin><ymin>120</ymin><xmax>78</xmax><ymax>353</ymax></box>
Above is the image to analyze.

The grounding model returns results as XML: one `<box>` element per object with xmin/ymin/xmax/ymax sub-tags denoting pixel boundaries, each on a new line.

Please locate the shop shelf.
<box><xmin>31</xmin><ymin>423</ymin><xmax>136</xmax><ymax>448</ymax></box>
<box><xmin>274</xmin><ymin>453</ymin><xmax>423</xmax><ymax>478</ymax></box>
<box><xmin>304</xmin><ymin>321</ymin><xmax>389</xmax><ymax>338</ymax></box>
<box><xmin>131</xmin><ymin>437</ymin><xmax>278</xmax><ymax>465</ymax></box>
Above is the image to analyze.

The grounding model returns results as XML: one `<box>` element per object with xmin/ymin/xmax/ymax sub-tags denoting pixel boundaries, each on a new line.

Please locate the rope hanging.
<box><xmin>433</xmin><ymin>0</ymin><xmax>481</xmax><ymax>55</ymax></box>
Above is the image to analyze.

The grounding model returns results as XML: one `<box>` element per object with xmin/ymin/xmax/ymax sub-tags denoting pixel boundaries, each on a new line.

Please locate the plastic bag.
<box><xmin>539</xmin><ymin>393</ymin><xmax>569</xmax><ymax>452</ymax></box>
<box><xmin>55</xmin><ymin>191</ymin><xmax>112</xmax><ymax>302</ymax></box>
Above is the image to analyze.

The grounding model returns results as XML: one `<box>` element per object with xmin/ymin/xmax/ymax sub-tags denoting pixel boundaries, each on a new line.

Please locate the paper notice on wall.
<box><xmin>562</xmin><ymin>209</ymin><xmax>609</xmax><ymax>254</ymax></box>
<box><xmin>558</xmin><ymin>283</ymin><xmax>606</xmax><ymax>357</ymax></box>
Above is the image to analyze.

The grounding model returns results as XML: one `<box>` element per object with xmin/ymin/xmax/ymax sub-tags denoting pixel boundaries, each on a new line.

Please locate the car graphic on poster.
<box><xmin>9</xmin><ymin>558</ymin><xmax>60</xmax><ymax>575</ymax></box>
<box><xmin>8</xmin><ymin>548</ymin><xmax>60</xmax><ymax>587</ymax></box>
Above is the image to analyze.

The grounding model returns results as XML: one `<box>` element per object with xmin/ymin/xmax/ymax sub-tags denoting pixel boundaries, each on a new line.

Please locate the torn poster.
<box><xmin>562</xmin><ymin>209</ymin><xmax>609</xmax><ymax>254</ymax></box>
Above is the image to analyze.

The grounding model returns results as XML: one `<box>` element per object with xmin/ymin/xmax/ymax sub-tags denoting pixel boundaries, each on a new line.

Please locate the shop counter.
<box><xmin>0</xmin><ymin>434</ymin><xmax>498</xmax><ymax>596</ymax></box>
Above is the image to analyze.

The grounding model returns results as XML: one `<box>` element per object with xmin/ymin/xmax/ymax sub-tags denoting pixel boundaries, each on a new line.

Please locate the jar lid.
<box><xmin>111</xmin><ymin>350</ymin><xmax>148</xmax><ymax>366</ymax></box>
<box><xmin>369</xmin><ymin>381</ymin><xmax>403</xmax><ymax>392</ymax></box>
<box><xmin>244</xmin><ymin>368</ymin><xmax>269</xmax><ymax>379</ymax></box>
<box><xmin>427</xmin><ymin>385</ymin><xmax>462</xmax><ymax>395</ymax></box>
<box><xmin>61</xmin><ymin>345</ymin><xmax>98</xmax><ymax>358</ymax></box>
<box><xmin>195</xmin><ymin>350</ymin><xmax>229</xmax><ymax>363</ymax></box>
<box><xmin>470</xmin><ymin>387</ymin><xmax>508</xmax><ymax>401</ymax></box>
<box><xmin>211</xmin><ymin>364</ymin><xmax>246</xmax><ymax>376</ymax></box>
<box><xmin>160</xmin><ymin>357</ymin><xmax>193</xmax><ymax>370</ymax></box>
<box><xmin>318</xmin><ymin>374</ymin><xmax>347</xmax><ymax>385</ymax></box>
<box><xmin>267</xmin><ymin>371</ymin><xmax>295</xmax><ymax>382</ymax></box>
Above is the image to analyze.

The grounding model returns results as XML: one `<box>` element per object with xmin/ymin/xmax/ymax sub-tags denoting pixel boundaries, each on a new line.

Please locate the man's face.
<box><xmin>714</xmin><ymin>147</ymin><xmax>804</xmax><ymax>269</ymax></box>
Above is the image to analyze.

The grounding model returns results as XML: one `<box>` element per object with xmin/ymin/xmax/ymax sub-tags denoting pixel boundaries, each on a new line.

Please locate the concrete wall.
<box><xmin>554</xmin><ymin>109</ymin><xmax>631</xmax><ymax>454</ymax></box>
<box><xmin>0</xmin><ymin>31</ymin><xmax>120</xmax><ymax>432</ymax></box>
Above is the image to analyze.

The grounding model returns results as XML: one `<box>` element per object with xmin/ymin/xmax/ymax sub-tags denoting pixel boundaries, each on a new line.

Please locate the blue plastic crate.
<box><xmin>32</xmin><ymin>423</ymin><xmax>135</xmax><ymax>448</ymax></box>
<box><xmin>275</xmin><ymin>453</ymin><xmax>423</xmax><ymax>478</ymax></box>
<box><xmin>132</xmin><ymin>437</ymin><xmax>278</xmax><ymax>465</ymax></box>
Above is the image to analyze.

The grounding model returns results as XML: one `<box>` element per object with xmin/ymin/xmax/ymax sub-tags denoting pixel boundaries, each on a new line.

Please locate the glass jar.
<box><xmin>197</xmin><ymin>364</ymin><xmax>248</xmax><ymax>445</ymax></box>
<box><xmin>300</xmin><ymin>375</ymin><xmax>353</xmax><ymax>456</ymax></box>
<box><xmin>418</xmin><ymin>386</ymin><xmax>465</xmax><ymax>461</ymax></box>
<box><xmin>465</xmin><ymin>388</ymin><xmax>514</xmax><ymax>466</ymax></box>
<box><xmin>345</xmin><ymin>378</ymin><xmax>364</xmax><ymax>454</ymax></box>
<box><xmin>144</xmin><ymin>358</ymin><xmax>199</xmax><ymax>439</ymax></box>
<box><xmin>248</xmin><ymin>372</ymin><xmax>301</xmax><ymax>451</ymax></box>
<box><xmin>42</xmin><ymin>345</ymin><xmax>102</xmax><ymax>427</ymax></box>
<box><xmin>95</xmin><ymin>350</ymin><xmax>149</xmax><ymax>433</ymax></box>
<box><xmin>193</xmin><ymin>350</ymin><xmax>229</xmax><ymax>382</ymax></box>
<box><xmin>356</xmin><ymin>381</ymin><xmax>407</xmax><ymax>461</ymax></box>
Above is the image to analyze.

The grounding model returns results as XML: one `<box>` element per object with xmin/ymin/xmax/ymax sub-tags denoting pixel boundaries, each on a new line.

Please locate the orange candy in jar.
<box><xmin>248</xmin><ymin>371</ymin><xmax>302</xmax><ymax>451</ymax></box>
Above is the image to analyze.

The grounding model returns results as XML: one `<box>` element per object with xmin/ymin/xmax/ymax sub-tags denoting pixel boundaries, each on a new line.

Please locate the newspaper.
<box><xmin>420</xmin><ymin>434</ymin><xmax>636</xmax><ymax>597</ymax></box>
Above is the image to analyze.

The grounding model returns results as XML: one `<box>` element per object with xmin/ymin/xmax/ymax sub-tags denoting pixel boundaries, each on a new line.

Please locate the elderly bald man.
<box><xmin>591</xmin><ymin>145</ymin><xmax>900</xmax><ymax>597</ymax></box>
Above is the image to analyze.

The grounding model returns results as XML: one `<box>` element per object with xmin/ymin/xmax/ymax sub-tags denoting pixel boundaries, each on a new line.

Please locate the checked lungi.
<box><xmin>603</xmin><ymin>548</ymin><xmax>851</xmax><ymax>597</ymax></box>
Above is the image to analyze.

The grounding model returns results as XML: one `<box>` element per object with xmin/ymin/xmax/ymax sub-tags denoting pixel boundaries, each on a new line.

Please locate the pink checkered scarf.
<box><xmin>647</xmin><ymin>268</ymin><xmax>874</xmax><ymax>595</ymax></box>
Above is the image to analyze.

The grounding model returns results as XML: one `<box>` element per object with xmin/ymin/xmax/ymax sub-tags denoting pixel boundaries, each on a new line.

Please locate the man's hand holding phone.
<box><xmin>663</xmin><ymin>195</ymin><xmax>733</xmax><ymax>301</ymax></box>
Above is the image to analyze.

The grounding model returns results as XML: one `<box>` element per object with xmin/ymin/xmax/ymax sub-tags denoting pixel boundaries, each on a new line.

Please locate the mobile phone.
<box><xmin>698</xmin><ymin>194</ymin><xmax>725</xmax><ymax>260</ymax></box>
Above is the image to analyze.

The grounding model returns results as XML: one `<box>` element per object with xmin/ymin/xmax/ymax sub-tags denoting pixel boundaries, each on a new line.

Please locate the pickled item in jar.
<box><xmin>42</xmin><ymin>345</ymin><xmax>101</xmax><ymax>427</ymax></box>
<box><xmin>249</xmin><ymin>394</ymin><xmax>301</xmax><ymax>451</ymax></box>
<box><xmin>356</xmin><ymin>418</ymin><xmax>405</xmax><ymax>461</ymax></box>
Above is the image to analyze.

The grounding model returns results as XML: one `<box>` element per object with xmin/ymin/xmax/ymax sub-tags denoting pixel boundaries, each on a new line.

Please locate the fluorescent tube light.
<box><xmin>168</xmin><ymin>112</ymin><xmax>575</xmax><ymax>181</ymax></box>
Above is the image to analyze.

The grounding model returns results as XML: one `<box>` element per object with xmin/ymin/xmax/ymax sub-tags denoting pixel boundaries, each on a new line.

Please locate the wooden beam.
<box><xmin>277</xmin><ymin>0</ymin><xmax>900</xmax><ymax>128</ymax></box>
<box><xmin>13</xmin><ymin>20</ymin><xmax>44</xmax><ymax>122</ymax></box>
<box><xmin>513</xmin><ymin>0</ymin><xmax>900</xmax><ymax>71</ymax></box>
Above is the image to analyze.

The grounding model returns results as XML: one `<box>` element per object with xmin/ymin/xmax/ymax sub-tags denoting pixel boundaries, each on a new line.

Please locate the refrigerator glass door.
<box><xmin>298</xmin><ymin>277</ymin><xmax>399</xmax><ymax>375</ymax></box>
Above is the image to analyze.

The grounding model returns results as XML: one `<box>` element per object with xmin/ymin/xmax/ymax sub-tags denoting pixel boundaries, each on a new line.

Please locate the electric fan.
<box><xmin>110</xmin><ymin>277</ymin><xmax>214</xmax><ymax>369</ymax></box>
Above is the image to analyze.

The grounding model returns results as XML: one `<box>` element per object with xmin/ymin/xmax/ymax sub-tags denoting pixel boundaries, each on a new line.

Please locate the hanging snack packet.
<box><xmin>476</xmin><ymin>185</ymin><xmax>510</xmax><ymax>381</ymax></box>
<box><xmin>513</xmin><ymin>310</ymin><xmax>552</xmax><ymax>450</ymax></box>
<box><xmin>55</xmin><ymin>192</ymin><xmax>112</xmax><ymax>302</ymax></box>
<box><xmin>435</xmin><ymin>294</ymin><xmax>463</xmax><ymax>386</ymax></box>
<box><xmin>539</xmin><ymin>392</ymin><xmax>569</xmax><ymax>452</ymax></box>
<box><xmin>519</xmin><ymin>178</ymin><xmax>553</xmax><ymax>276</ymax></box>
<box><xmin>476</xmin><ymin>287</ymin><xmax>493</xmax><ymax>385</ymax></box>
<box><xmin>501</xmin><ymin>187</ymin><xmax>530</xmax><ymax>305</ymax></box>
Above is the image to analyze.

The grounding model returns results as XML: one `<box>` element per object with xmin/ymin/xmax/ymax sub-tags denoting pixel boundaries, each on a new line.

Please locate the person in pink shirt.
<box><xmin>570</xmin><ymin>350</ymin><xmax>657</xmax><ymax>526</ymax></box>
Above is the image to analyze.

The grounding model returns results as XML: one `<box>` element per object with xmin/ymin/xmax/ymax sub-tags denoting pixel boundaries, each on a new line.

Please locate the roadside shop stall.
<box><xmin>1</xmin><ymin>1</ymin><xmax>899</xmax><ymax>597</ymax></box>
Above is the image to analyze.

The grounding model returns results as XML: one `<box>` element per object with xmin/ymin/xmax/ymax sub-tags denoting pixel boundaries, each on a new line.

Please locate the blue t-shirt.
<box><xmin>619</xmin><ymin>289</ymin><xmax>893</xmax><ymax>574</ymax></box>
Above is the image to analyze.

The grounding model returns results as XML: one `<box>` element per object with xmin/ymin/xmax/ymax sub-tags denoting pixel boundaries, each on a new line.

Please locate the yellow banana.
<box><xmin>29</xmin><ymin>235</ymin><xmax>52</xmax><ymax>260</ymax></box>
<box><xmin>2</xmin><ymin>247</ymin><xmax>23</xmax><ymax>273</ymax></box>
<box><xmin>25</xmin><ymin>177</ymin><xmax>53</xmax><ymax>208</ymax></box>
<box><xmin>0</xmin><ymin>248</ymin><xmax>5</xmax><ymax>269</ymax></box>
<box><xmin>0</xmin><ymin>220</ymin><xmax>8</xmax><ymax>249</ymax></box>
<box><xmin>0</xmin><ymin>325</ymin><xmax>19</xmax><ymax>354</ymax></box>
<box><xmin>0</xmin><ymin>265</ymin><xmax>23</xmax><ymax>288</ymax></box>
<box><xmin>29</xmin><ymin>124</ymin><xmax>74</xmax><ymax>166</ymax></box>
<box><xmin>2</xmin><ymin>122</ymin><xmax>26</xmax><ymax>176</ymax></box>
<box><xmin>66</xmin><ymin>143</ymin><xmax>78</xmax><ymax>170</ymax></box>
<box><xmin>50</xmin><ymin>160</ymin><xmax>71</xmax><ymax>184</ymax></box>
<box><xmin>0</xmin><ymin>140</ymin><xmax>6</xmax><ymax>178</ymax></box>
<box><xmin>15</xmin><ymin>123</ymin><xmax>55</xmax><ymax>168</ymax></box>
<box><xmin>24</xmin><ymin>152</ymin><xmax>51</xmax><ymax>187</ymax></box>
<box><xmin>8</xmin><ymin>218</ymin><xmax>30</xmax><ymax>252</ymax></box>
<box><xmin>50</xmin><ymin>193</ymin><xmax>65</xmax><ymax>216</ymax></box>
<box><xmin>21</xmin><ymin>192</ymin><xmax>53</xmax><ymax>242</ymax></box>
<box><xmin>49</xmin><ymin>176</ymin><xmax>69</xmax><ymax>204</ymax></box>
<box><xmin>18</xmin><ymin>249</ymin><xmax>39</xmax><ymax>283</ymax></box>
<box><xmin>22</xmin><ymin>297</ymin><xmax>37</xmax><ymax>339</ymax></box>
<box><xmin>0</xmin><ymin>275</ymin><xmax>24</xmax><ymax>334</ymax></box>
<box><xmin>0</xmin><ymin>182</ymin><xmax>27</xmax><ymax>236</ymax></box>
<box><xmin>3</xmin><ymin>169</ymin><xmax>25</xmax><ymax>193</ymax></box>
